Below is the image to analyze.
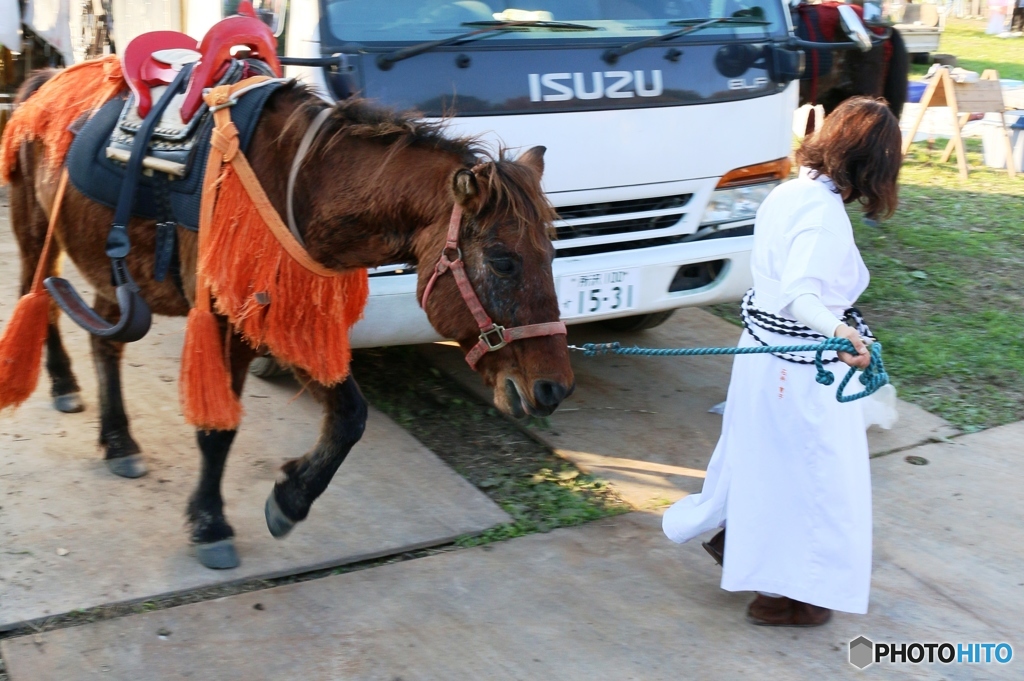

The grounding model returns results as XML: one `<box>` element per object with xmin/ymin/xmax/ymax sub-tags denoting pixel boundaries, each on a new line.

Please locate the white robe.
<box><xmin>663</xmin><ymin>169</ymin><xmax>873</xmax><ymax>614</ymax></box>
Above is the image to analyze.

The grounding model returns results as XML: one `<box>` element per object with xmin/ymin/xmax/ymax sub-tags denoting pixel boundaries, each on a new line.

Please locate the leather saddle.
<box><xmin>67</xmin><ymin>58</ymin><xmax>281</xmax><ymax>231</ymax></box>
<box><xmin>53</xmin><ymin>2</ymin><xmax>285</xmax><ymax>343</ymax></box>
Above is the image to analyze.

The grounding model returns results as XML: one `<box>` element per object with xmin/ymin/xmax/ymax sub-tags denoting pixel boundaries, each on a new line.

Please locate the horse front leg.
<box><xmin>264</xmin><ymin>374</ymin><xmax>368</xmax><ymax>538</ymax></box>
<box><xmin>90</xmin><ymin>296</ymin><xmax>145</xmax><ymax>478</ymax></box>
<box><xmin>187</xmin><ymin>328</ymin><xmax>256</xmax><ymax>570</ymax></box>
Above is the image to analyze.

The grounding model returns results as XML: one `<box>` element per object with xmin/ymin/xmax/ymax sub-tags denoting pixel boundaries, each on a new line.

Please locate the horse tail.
<box><xmin>14</xmin><ymin>68</ymin><xmax>60</xmax><ymax>105</ymax></box>
<box><xmin>882</xmin><ymin>28</ymin><xmax>910</xmax><ymax>120</ymax></box>
<box><xmin>1</xmin><ymin>56</ymin><xmax>124</xmax><ymax>184</ymax></box>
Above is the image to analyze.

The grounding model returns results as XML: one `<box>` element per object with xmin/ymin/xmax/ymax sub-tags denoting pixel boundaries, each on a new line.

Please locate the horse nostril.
<box><xmin>533</xmin><ymin>380</ymin><xmax>569</xmax><ymax>408</ymax></box>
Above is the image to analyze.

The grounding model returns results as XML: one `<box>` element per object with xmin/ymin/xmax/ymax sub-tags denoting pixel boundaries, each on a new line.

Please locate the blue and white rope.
<box><xmin>568</xmin><ymin>337</ymin><xmax>888</xmax><ymax>403</ymax></box>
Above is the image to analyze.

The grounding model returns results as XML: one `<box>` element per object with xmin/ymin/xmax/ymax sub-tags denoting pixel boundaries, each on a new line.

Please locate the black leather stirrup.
<box><xmin>46</xmin><ymin>63</ymin><xmax>194</xmax><ymax>343</ymax></box>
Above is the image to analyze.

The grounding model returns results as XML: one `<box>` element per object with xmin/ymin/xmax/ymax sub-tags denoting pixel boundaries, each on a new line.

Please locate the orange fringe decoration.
<box><xmin>0</xmin><ymin>172</ymin><xmax>70</xmax><ymax>410</ymax></box>
<box><xmin>0</xmin><ymin>60</ymin><xmax>124</xmax><ymax>411</ymax></box>
<box><xmin>0</xmin><ymin>56</ymin><xmax>124</xmax><ymax>183</ymax></box>
<box><xmin>179</xmin><ymin>293</ymin><xmax>243</xmax><ymax>432</ymax></box>
<box><xmin>0</xmin><ymin>290</ymin><xmax>52</xmax><ymax>410</ymax></box>
<box><xmin>179</xmin><ymin>79</ymin><xmax>368</xmax><ymax>430</ymax></box>
<box><xmin>201</xmin><ymin>164</ymin><xmax>369</xmax><ymax>386</ymax></box>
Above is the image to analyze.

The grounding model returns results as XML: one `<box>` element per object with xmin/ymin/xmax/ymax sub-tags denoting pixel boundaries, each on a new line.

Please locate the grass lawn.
<box><xmin>710</xmin><ymin>20</ymin><xmax>1024</xmax><ymax>433</ymax></box>
<box><xmin>909</xmin><ymin>18</ymin><xmax>1024</xmax><ymax>81</ymax></box>
<box><xmin>854</xmin><ymin>142</ymin><xmax>1024</xmax><ymax>433</ymax></box>
<box><xmin>865</xmin><ymin>20</ymin><xmax>1024</xmax><ymax>432</ymax></box>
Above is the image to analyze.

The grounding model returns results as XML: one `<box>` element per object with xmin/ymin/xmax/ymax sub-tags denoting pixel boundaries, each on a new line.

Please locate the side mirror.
<box><xmin>766</xmin><ymin>44</ymin><xmax>805</xmax><ymax>84</ymax></box>
<box><xmin>837</xmin><ymin>5</ymin><xmax>873</xmax><ymax>52</ymax></box>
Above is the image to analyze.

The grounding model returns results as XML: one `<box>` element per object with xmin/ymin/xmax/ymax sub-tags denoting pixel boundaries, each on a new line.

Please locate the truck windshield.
<box><xmin>322</xmin><ymin>0</ymin><xmax>787</xmax><ymax>44</ymax></box>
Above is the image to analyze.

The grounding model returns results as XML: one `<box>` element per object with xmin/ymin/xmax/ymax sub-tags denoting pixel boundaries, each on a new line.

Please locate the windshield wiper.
<box><xmin>377</xmin><ymin>20</ymin><xmax>598</xmax><ymax>70</ymax></box>
<box><xmin>602</xmin><ymin>14</ymin><xmax>770</xmax><ymax>65</ymax></box>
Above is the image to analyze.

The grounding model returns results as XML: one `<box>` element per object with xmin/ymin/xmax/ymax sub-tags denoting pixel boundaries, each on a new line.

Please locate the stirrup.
<box><xmin>46</xmin><ymin>63</ymin><xmax>193</xmax><ymax>344</ymax></box>
<box><xmin>45</xmin><ymin>260</ymin><xmax>152</xmax><ymax>343</ymax></box>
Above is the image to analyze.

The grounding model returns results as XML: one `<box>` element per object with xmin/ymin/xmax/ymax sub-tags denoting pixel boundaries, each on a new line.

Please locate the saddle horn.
<box><xmin>47</xmin><ymin>64</ymin><xmax>194</xmax><ymax>344</ymax></box>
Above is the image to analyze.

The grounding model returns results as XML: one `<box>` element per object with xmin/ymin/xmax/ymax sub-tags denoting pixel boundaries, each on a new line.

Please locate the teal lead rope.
<box><xmin>569</xmin><ymin>337</ymin><xmax>889</xmax><ymax>403</ymax></box>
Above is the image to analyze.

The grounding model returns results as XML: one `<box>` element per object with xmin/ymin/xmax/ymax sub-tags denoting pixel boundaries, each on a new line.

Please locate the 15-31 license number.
<box><xmin>556</xmin><ymin>269</ymin><xmax>640</xmax><ymax>320</ymax></box>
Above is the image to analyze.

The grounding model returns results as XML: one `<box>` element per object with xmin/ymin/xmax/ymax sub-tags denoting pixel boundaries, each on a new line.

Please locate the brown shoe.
<box><xmin>746</xmin><ymin>594</ymin><xmax>832</xmax><ymax>627</ymax></box>
<box><xmin>702</xmin><ymin>529</ymin><xmax>725</xmax><ymax>566</ymax></box>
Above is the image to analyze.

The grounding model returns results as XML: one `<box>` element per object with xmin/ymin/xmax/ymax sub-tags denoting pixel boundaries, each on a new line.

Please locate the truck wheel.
<box><xmin>250</xmin><ymin>356</ymin><xmax>288</xmax><ymax>379</ymax></box>
<box><xmin>601</xmin><ymin>309</ymin><xmax>676</xmax><ymax>332</ymax></box>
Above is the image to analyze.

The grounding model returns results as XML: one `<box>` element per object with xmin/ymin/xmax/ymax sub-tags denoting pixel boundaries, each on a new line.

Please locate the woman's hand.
<box><xmin>834</xmin><ymin>324</ymin><xmax>872</xmax><ymax>369</ymax></box>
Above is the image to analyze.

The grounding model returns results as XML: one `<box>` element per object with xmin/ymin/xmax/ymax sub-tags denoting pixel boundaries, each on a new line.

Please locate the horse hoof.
<box><xmin>53</xmin><ymin>393</ymin><xmax>85</xmax><ymax>413</ymax></box>
<box><xmin>264</xmin><ymin>492</ymin><xmax>296</xmax><ymax>539</ymax></box>
<box><xmin>107</xmin><ymin>454</ymin><xmax>148</xmax><ymax>479</ymax></box>
<box><xmin>194</xmin><ymin>538</ymin><xmax>240</xmax><ymax>570</ymax></box>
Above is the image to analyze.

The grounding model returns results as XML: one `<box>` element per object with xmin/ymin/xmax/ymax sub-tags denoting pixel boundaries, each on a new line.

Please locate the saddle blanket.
<box><xmin>66</xmin><ymin>62</ymin><xmax>286</xmax><ymax>232</ymax></box>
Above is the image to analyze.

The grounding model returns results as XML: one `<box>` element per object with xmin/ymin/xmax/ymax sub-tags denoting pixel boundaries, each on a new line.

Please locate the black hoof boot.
<box><xmin>53</xmin><ymin>392</ymin><xmax>85</xmax><ymax>413</ymax></box>
<box><xmin>103</xmin><ymin>429</ymin><xmax>146</xmax><ymax>478</ymax></box>
<box><xmin>194</xmin><ymin>539</ymin><xmax>240</xmax><ymax>570</ymax></box>
<box><xmin>107</xmin><ymin>454</ymin><xmax>148</xmax><ymax>478</ymax></box>
<box><xmin>265</xmin><ymin>491</ymin><xmax>298</xmax><ymax>539</ymax></box>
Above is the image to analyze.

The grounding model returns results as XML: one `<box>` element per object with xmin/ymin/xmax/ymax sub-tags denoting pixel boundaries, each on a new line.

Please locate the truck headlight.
<box><xmin>701</xmin><ymin>158</ymin><xmax>792</xmax><ymax>226</ymax></box>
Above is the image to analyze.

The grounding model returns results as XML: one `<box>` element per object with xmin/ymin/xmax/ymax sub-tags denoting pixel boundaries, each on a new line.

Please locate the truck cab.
<box><xmin>113</xmin><ymin>0</ymin><xmax>803</xmax><ymax>345</ymax></box>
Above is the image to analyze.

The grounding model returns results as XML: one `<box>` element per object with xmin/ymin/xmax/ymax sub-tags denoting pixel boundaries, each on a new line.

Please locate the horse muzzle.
<box><xmin>504</xmin><ymin>377</ymin><xmax>575</xmax><ymax>419</ymax></box>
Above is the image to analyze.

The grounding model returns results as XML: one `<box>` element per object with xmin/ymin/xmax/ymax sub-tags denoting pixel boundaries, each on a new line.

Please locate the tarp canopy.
<box><xmin>0</xmin><ymin>0</ymin><xmax>21</xmax><ymax>53</ymax></box>
<box><xmin>24</xmin><ymin>0</ymin><xmax>74</xmax><ymax>63</ymax></box>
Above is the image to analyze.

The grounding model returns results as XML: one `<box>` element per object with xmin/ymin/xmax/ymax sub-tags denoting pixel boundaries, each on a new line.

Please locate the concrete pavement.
<box><xmin>422</xmin><ymin>309</ymin><xmax>959</xmax><ymax>509</ymax></box>
<box><xmin>0</xmin><ymin>201</ymin><xmax>509</xmax><ymax>630</ymax></box>
<box><xmin>4</xmin><ymin>423</ymin><xmax>1020</xmax><ymax>679</ymax></box>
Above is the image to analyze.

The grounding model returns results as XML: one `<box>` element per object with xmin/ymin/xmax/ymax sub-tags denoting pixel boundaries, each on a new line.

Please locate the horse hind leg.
<box><xmin>90</xmin><ymin>295</ymin><xmax>146</xmax><ymax>478</ymax></box>
<box><xmin>47</xmin><ymin>304</ymin><xmax>84</xmax><ymax>413</ymax></box>
<box><xmin>187</xmin><ymin>328</ymin><xmax>257</xmax><ymax>570</ymax></box>
<box><xmin>7</xmin><ymin>156</ymin><xmax>83</xmax><ymax>412</ymax></box>
<box><xmin>265</xmin><ymin>374</ymin><xmax>368</xmax><ymax>539</ymax></box>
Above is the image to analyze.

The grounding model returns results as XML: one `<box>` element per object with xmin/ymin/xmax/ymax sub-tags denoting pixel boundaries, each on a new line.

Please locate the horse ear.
<box><xmin>453</xmin><ymin>169</ymin><xmax>479</xmax><ymax>207</ymax></box>
<box><xmin>518</xmin><ymin>146</ymin><xmax>546</xmax><ymax>176</ymax></box>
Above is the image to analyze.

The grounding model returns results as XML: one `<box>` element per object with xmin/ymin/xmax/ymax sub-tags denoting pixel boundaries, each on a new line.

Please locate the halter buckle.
<box><xmin>479</xmin><ymin>324</ymin><xmax>508</xmax><ymax>352</ymax></box>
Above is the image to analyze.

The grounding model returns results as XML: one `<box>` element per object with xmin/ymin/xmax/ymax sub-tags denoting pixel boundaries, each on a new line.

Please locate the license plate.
<box><xmin>557</xmin><ymin>269</ymin><xmax>639</xmax><ymax>319</ymax></box>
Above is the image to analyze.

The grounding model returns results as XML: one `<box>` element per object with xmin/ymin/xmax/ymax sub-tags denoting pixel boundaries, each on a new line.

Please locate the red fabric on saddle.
<box><xmin>122</xmin><ymin>31</ymin><xmax>199</xmax><ymax>120</ymax></box>
<box><xmin>121</xmin><ymin>2</ymin><xmax>283</xmax><ymax>125</ymax></box>
<box><xmin>180</xmin><ymin>8</ymin><xmax>282</xmax><ymax>123</ymax></box>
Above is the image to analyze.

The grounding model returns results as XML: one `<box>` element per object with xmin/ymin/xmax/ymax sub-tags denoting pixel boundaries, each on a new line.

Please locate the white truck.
<box><xmin>888</xmin><ymin>0</ymin><xmax>944</xmax><ymax>63</ymax></box>
<box><xmin>108</xmin><ymin>0</ymin><xmax>804</xmax><ymax>344</ymax></box>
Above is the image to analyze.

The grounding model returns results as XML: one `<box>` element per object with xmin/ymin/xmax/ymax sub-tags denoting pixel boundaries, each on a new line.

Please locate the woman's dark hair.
<box><xmin>796</xmin><ymin>97</ymin><xmax>902</xmax><ymax>220</ymax></box>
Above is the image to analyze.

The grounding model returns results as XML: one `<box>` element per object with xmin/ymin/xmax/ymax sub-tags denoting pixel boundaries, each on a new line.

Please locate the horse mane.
<box><xmin>473</xmin><ymin>154</ymin><xmax>559</xmax><ymax>250</ymax></box>
<box><xmin>277</xmin><ymin>83</ymin><xmax>557</xmax><ymax>249</ymax></box>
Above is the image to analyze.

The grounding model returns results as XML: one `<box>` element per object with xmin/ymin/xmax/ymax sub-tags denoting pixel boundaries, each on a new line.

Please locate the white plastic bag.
<box><xmin>860</xmin><ymin>383</ymin><xmax>899</xmax><ymax>430</ymax></box>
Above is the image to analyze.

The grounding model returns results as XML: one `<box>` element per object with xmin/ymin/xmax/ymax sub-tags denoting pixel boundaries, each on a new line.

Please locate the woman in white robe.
<box><xmin>662</xmin><ymin>97</ymin><xmax>903</xmax><ymax>626</ymax></box>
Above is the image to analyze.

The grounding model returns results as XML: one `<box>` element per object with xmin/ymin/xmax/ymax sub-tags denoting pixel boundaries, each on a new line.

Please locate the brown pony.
<box><xmin>4</xmin><ymin>77</ymin><xmax>574</xmax><ymax>569</ymax></box>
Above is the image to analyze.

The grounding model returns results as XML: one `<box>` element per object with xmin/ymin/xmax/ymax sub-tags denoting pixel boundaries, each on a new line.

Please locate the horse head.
<box><xmin>416</xmin><ymin>146</ymin><xmax>575</xmax><ymax>418</ymax></box>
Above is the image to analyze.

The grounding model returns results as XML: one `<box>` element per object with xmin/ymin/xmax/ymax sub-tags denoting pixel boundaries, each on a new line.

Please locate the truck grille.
<box><xmin>367</xmin><ymin>193</ymin><xmax>709</xmax><ymax>274</ymax></box>
<box><xmin>553</xmin><ymin>193</ymin><xmax>693</xmax><ymax>241</ymax></box>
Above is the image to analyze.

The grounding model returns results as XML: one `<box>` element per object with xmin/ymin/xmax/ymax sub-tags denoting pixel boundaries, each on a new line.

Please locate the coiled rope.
<box><xmin>568</xmin><ymin>337</ymin><xmax>888</xmax><ymax>403</ymax></box>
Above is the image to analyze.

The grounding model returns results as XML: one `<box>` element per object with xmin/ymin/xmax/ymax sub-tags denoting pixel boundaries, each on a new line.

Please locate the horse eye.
<box><xmin>489</xmin><ymin>257</ymin><xmax>517</xmax><ymax>276</ymax></box>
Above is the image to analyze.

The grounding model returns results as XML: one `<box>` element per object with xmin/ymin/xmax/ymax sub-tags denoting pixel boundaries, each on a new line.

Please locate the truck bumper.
<box><xmin>349</xmin><ymin>232</ymin><xmax>753</xmax><ymax>348</ymax></box>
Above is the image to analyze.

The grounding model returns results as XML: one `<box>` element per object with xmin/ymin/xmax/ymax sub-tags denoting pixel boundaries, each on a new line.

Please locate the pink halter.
<box><xmin>420</xmin><ymin>204</ymin><xmax>567</xmax><ymax>370</ymax></box>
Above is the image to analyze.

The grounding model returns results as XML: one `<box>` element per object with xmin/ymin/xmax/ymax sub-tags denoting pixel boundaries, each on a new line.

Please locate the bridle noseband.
<box><xmin>420</xmin><ymin>204</ymin><xmax>567</xmax><ymax>370</ymax></box>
